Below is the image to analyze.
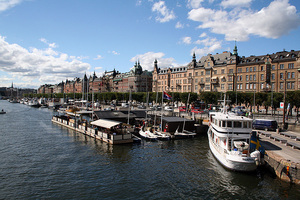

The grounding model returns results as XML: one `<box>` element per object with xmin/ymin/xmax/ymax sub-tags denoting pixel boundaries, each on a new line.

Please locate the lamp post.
<box><xmin>282</xmin><ymin>71</ymin><xmax>287</xmax><ymax>127</ymax></box>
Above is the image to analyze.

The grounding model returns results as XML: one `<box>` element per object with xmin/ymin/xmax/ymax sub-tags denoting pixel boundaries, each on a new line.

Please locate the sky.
<box><xmin>0</xmin><ymin>0</ymin><xmax>300</xmax><ymax>89</ymax></box>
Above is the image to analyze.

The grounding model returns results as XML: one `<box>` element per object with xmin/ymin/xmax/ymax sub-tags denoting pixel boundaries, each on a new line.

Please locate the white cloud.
<box><xmin>40</xmin><ymin>38</ymin><xmax>58</xmax><ymax>48</ymax></box>
<box><xmin>0</xmin><ymin>36</ymin><xmax>91</xmax><ymax>88</ymax></box>
<box><xmin>94</xmin><ymin>55</ymin><xmax>103</xmax><ymax>60</ymax></box>
<box><xmin>193</xmin><ymin>35</ymin><xmax>222</xmax><ymax>57</ymax></box>
<box><xmin>109</xmin><ymin>50</ymin><xmax>119</xmax><ymax>55</ymax></box>
<box><xmin>199</xmin><ymin>32</ymin><xmax>207</xmax><ymax>38</ymax></box>
<box><xmin>130</xmin><ymin>52</ymin><xmax>175</xmax><ymax>71</ymax></box>
<box><xmin>188</xmin><ymin>0</ymin><xmax>300</xmax><ymax>41</ymax></box>
<box><xmin>187</xmin><ymin>0</ymin><xmax>204</xmax><ymax>9</ymax></box>
<box><xmin>220</xmin><ymin>0</ymin><xmax>252</xmax><ymax>8</ymax></box>
<box><xmin>181</xmin><ymin>36</ymin><xmax>192</xmax><ymax>44</ymax></box>
<box><xmin>0</xmin><ymin>0</ymin><xmax>22</xmax><ymax>12</ymax></box>
<box><xmin>152</xmin><ymin>1</ymin><xmax>175</xmax><ymax>23</ymax></box>
<box><xmin>175</xmin><ymin>21</ymin><xmax>184</xmax><ymax>29</ymax></box>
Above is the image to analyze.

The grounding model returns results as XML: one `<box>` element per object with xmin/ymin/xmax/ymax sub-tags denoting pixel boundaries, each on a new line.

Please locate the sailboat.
<box><xmin>173</xmin><ymin>93</ymin><xmax>196</xmax><ymax>139</ymax></box>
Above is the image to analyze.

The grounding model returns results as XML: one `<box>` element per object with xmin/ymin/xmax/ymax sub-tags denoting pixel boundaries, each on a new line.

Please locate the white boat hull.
<box><xmin>208</xmin><ymin>133</ymin><xmax>257</xmax><ymax>172</ymax></box>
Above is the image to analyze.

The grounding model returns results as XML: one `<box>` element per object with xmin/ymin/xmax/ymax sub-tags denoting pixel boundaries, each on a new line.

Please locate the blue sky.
<box><xmin>0</xmin><ymin>0</ymin><xmax>300</xmax><ymax>89</ymax></box>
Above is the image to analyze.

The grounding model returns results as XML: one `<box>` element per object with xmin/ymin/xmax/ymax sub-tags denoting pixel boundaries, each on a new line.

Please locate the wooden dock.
<box><xmin>257</xmin><ymin>129</ymin><xmax>300</xmax><ymax>184</ymax></box>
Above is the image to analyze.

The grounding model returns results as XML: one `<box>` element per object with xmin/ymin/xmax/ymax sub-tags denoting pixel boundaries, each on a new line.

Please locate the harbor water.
<box><xmin>0</xmin><ymin>100</ymin><xmax>299</xmax><ymax>199</ymax></box>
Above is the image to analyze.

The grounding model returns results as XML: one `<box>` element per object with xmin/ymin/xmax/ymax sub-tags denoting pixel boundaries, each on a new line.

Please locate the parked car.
<box><xmin>104</xmin><ymin>107</ymin><xmax>114</xmax><ymax>111</ymax></box>
<box><xmin>179</xmin><ymin>106</ymin><xmax>186</xmax><ymax>112</ymax></box>
<box><xmin>137</xmin><ymin>105</ymin><xmax>146</xmax><ymax>109</ymax></box>
<box><xmin>252</xmin><ymin>119</ymin><xmax>278</xmax><ymax>131</ymax></box>
<box><xmin>232</xmin><ymin>106</ymin><xmax>246</xmax><ymax>116</ymax></box>
<box><xmin>191</xmin><ymin>108</ymin><xmax>208</xmax><ymax>114</ymax></box>
<box><xmin>164</xmin><ymin>106</ymin><xmax>173</xmax><ymax>111</ymax></box>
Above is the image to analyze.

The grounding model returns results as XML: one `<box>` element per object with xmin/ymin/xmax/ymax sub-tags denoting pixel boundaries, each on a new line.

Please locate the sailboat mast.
<box><xmin>183</xmin><ymin>93</ymin><xmax>190</xmax><ymax>131</ymax></box>
<box><xmin>161</xmin><ymin>91</ymin><xmax>163</xmax><ymax>131</ymax></box>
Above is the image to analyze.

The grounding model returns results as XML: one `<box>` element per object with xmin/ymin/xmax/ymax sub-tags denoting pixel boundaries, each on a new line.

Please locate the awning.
<box><xmin>91</xmin><ymin>119</ymin><xmax>122</xmax><ymax>129</ymax></box>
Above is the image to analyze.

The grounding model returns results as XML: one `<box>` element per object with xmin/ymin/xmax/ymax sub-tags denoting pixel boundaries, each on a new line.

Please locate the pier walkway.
<box><xmin>257</xmin><ymin>129</ymin><xmax>300</xmax><ymax>184</ymax></box>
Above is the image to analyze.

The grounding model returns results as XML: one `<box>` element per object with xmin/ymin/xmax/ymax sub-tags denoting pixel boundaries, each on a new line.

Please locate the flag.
<box><xmin>163</xmin><ymin>91</ymin><xmax>172</xmax><ymax>100</ymax></box>
<box><xmin>250</xmin><ymin>131</ymin><xmax>265</xmax><ymax>155</ymax></box>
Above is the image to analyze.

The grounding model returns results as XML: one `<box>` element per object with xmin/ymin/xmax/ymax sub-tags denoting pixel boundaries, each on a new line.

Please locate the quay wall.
<box><xmin>264</xmin><ymin>150</ymin><xmax>300</xmax><ymax>185</ymax></box>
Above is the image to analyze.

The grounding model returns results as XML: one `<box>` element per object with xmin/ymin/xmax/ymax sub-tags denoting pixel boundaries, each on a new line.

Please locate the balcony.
<box><xmin>211</xmin><ymin>77</ymin><xmax>219</xmax><ymax>84</ymax></box>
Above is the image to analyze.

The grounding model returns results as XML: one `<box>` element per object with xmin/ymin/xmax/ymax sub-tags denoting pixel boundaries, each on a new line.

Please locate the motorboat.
<box><xmin>0</xmin><ymin>109</ymin><xmax>6</xmax><ymax>114</ymax></box>
<box><xmin>139</xmin><ymin>126</ymin><xmax>158</xmax><ymax>141</ymax></box>
<box><xmin>174</xmin><ymin>128</ymin><xmax>196</xmax><ymax>139</ymax></box>
<box><xmin>207</xmin><ymin>105</ymin><xmax>263</xmax><ymax>172</ymax></box>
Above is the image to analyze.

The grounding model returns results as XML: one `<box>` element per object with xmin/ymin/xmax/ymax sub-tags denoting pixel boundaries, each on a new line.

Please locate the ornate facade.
<box><xmin>152</xmin><ymin>47</ymin><xmax>300</xmax><ymax>94</ymax></box>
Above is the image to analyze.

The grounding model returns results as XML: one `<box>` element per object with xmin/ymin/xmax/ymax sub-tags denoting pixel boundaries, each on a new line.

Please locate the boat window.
<box><xmin>219</xmin><ymin>120</ymin><xmax>221</xmax><ymax>127</ymax></box>
<box><xmin>249</xmin><ymin>122</ymin><xmax>252</xmax><ymax>128</ymax></box>
<box><xmin>227</xmin><ymin>121</ymin><xmax>232</xmax><ymax>127</ymax></box>
<box><xmin>243</xmin><ymin>121</ymin><xmax>248</xmax><ymax>128</ymax></box>
<box><xmin>221</xmin><ymin>120</ymin><xmax>225</xmax><ymax>127</ymax></box>
<box><xmin>234</xmin><ymin>121</ymin><xmax>242</xmax><ymax>128</ymax></box>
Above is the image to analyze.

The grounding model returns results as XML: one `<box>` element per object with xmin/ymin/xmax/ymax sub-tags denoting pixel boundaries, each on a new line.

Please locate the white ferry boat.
<box><xmin>207</xmin><ymin>110</ymin><xmax>262</xmax><ymax>172</ymax></box>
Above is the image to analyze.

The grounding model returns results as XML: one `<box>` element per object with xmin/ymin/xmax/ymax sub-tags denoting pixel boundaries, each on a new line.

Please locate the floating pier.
<box><xmin>52</xmin><ymin>116</ymin><xmax>133</xmax><ymax>144</ymax></box>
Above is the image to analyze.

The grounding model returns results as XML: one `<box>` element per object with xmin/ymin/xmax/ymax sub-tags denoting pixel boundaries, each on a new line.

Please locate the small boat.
<box><xmin>139</xmin><ymin>126</ymin><xmax>158</xmax><ymax>141</ymax></box>
<box><xmin>174</xmin><ymin>128</ymin><xmax>196</xmax><ymax>139</ymax></box>
<box><xmin>0</xmin><ymin>110</ymin><xmax>6</xmax><ymax>114</ymax></box>
<box><xmin>154</xmin><ymin>130</ymin><xmax>170</xmax><ymax>140</ymax></box>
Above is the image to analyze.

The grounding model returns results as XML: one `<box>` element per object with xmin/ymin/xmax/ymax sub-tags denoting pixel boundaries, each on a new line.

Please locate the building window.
<box><xmin>250</xmin><ymin>67</ymin><xmax>253</xmax><ymax>72</ymax></box>
<box><xmin>253</xmin><ymin>75</ymin><xmax>256</xmax><ymax>81</ymax></box>
<box><xmin>213</xmin><ymin>70</ymin><xmax>217</xmax><ymax>75</ymax></box>
<box><xmin>246</xmin><ymin>83</ymin><xmax>249</xmax><ymax>90</ymax></box>
<box><xmin>250</xmin><ymin>75</ymin><xmax>252</xmax><ymax>81</ymax></box>
<box><xmin>195</xmin><ymin>78</ymin><xmax>198</xmax><ymax>83</ymax></box>
<box><xmin>246</xmin><ymin>75</ymin><xmax>249</xmax><ymax>81</ymax></box>
<box><xmin>228</xmin><ymin>76</ymin><xmax>233</xmax><ymax>82</ymax></box>
<box><xmin>201</xmin><ymin>71</ymin><xmax>204</xmax><ymax>75</ymax></box>
<box><xmin>287</xmin><ymin>82</ymin><xmax>291</xmax><ymax>89</ymax></box>
<box><xmin>208</xmin><ymin>62</ymin><xmax>210</xmax><ymax>67</ymax></box>
<box><xmin>280</xmin><ymin>82</ymin><xmax>283</xmax><ymax>89</ymax></box>
<box><xmin>195</xmin><ymin>85</ymin><xmax>198</xmax><ymax>91</ymax></box>
<box><xmin>253</xmin><ymin>83</ymin><xmax>256</xmax><ymax>90</ymax></box>
<box><xmin>195</xmin><ymin>72</ymin><xmax>198</xmax><ymax>76</ymax></box>
<box><xmin>200</xmin><ymin>78</ymin><xmax>203</xmax><ymax>83</ymax></box>
<box><xmin>280</xmin><ymin>64</ymin><xmax>284</xmax><ymax>69</ymax></box>
<box><xmin>228</xmin><ymin>84</ymin><xmax>233</xmax><ymax>90</ymax></box>
<box><xmin>221</xmin><ymin>84</ymin><xmax>224</xmax><ymax>90</ymax></box>
<box><xmin>229</xmin><ymin>69</ymin><xmax>233</xmax><ymax>74</ymax></box>
<box><xmin>272</xmin><ymin>83</ymin><xmax>275</xmax><ymax>90</ymax></box>
<box><xmin>287</xmin><ymin>72</ymin><xmax>291</xmax><ymax>79</ymax></box>
<box><xmin>206</xmin><ymin>71</ymin><xmax>210</xmax><ymax>75</ymax></box>
<box><xmin>246</xmin><ymin>67</ymin><xmax>249</xmax><ymax>72</ymax></box>
<box><xmin>237</xmin><ymin>68</ymin><xmax>242</xmax><ymax>73</ymax></box>
<box><xmin>280</xmin><ymin>73</ymin><xmax>283</xmax><ymax>79</ymax></box>
<box><xmin>272</xmin><ymin>65</ymin><xmax>275</xmax><ymax>70</ymax></box>
<box><xmin>189</xmin><ymin>73</ymin><xmax>192</xmax><ymax>77</ymax></box>
<box><xmin>272</xmin><ymin>73</ymin><xmax>275</xmax><ymax>80</ymax></box>
<box><xmin>205</xmin><ymin>84</ymin><xmax>210</xmax><ymax>90</ymax></box>
<box><xmin>261</xmin><ymin>83</ymin><xmax>264</xmax><ymax>89</ymax></box>
<box><xmin>261</xmin><ymin>74</ymin><xmax>264</xmax><ymax>81</ymax></box>
<box><xmin>253</xmin><ymin>66</ymin><xmax>256</xmax><ymax>72</ymax></box>
<box><xmin>292</xmin><ymin>82</ymin><xmax>295</xmax><ymax>89</ymax></box>
<box><xmin>221</xmin><ymin>69</ymin><xmax>225</xmax><ymax>74</ymax></box>
<box><xmin>292</xmin><ymin>72</ymin><xmax>295</xmax><ymax>78</ymax></box>
<box><xmin>288</xmin><ymin>63</ymin><xmax>294</xmax><ymax>69</ymax></box>
<box><xmin>261</xmin><ymin>66</ymin><xmax>264</xmax><ymax>71</ymax></box>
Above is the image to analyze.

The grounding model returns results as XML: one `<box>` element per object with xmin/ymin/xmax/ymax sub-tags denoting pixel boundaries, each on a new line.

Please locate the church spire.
<box><xmin>233</xmin><ymin>40</ymin><xmax>238</xmax><ymax>56</ymax></box>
